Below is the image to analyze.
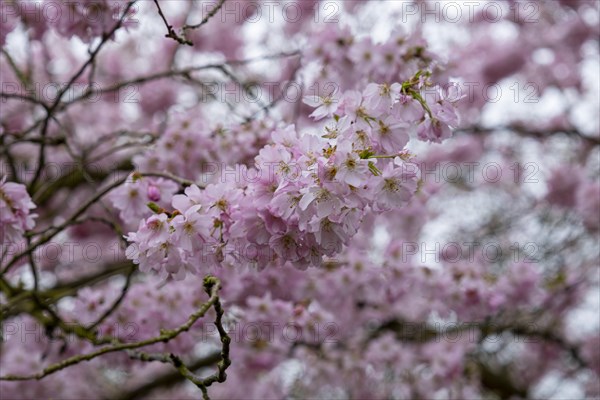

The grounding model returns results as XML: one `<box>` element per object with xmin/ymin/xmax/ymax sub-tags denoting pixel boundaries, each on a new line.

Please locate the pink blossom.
<box><xmin>363</xmin><ymin>82</ymin><xmax>401</xmax><ymax>115</ymax></box>
<box><xmin>333</xmin><ymin>140</ymin><xmax>369</xmax><ymax>186</ymax></box>
<box><xmin>303</xmin><ymin>90</ymin><xmax>341</xmax><ymax>120</ymax></box>
<box><xmin>576</xmin><ymin>180</ymin><xmax>600</xmax><ymax>231</ymax></box>
<box><xmin>373</xmin><ymin>159</ymin><xmax>420</xmax><ymax>211</ymax></box>
<box><xmin>0</xmin><ymin>178</ymin><xmax>37</xmax><ymax>243</ymax></box>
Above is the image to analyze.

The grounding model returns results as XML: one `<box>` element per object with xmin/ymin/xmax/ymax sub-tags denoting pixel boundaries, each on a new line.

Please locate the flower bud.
<box><xmin>147</xmin><ymin>184</ymin><xmax>161</xmax><ymax>202</ymax></box>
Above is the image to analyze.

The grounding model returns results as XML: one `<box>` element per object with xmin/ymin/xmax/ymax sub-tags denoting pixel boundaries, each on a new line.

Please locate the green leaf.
<box><xmin>147</xmin><ymin>202</ymin><xmax>163</xmax><ymax>214</ymax></box>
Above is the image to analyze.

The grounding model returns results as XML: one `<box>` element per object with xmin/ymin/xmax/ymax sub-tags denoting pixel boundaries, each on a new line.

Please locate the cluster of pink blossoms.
<box><xmin>124</xmin><ymin>73</ymin><xmax>459</xmax><ymax>279</ymax></box>
<box><xmin>0</xmin><ymin>178</ymin><xmax>37</xmax><ymax>243</ymax></box>
<box><xmin>546</xmin><ymin>167</ymin><xmax>600</xmax><ymax>232</ymax></box>
<box><xmin>108</xmin><ymin>175</ymin><xmax>178</xmax><ymax>227</ymax></box>
<box><xmin>131</xmin><ymin>116</ymin><xmax>276</xmax><ymax>181</ymax></box>
<box><xmin>52</xmin><ymin>0</ymin><xmax>136</xmax><ymax>42</ymax></box>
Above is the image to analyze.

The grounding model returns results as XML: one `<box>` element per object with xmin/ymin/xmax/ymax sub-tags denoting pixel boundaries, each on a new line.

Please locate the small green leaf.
<box><xmin>147</xmin><ymin>202</ymin><xmax>163</xmax><ymax>214</ymax></box>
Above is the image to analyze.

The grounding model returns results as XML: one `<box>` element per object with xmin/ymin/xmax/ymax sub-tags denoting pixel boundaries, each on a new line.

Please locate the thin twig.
<box><xmin>153</xmin><ymin>0</ymin><xmax>193</xmax><ymax>46</ymax></box>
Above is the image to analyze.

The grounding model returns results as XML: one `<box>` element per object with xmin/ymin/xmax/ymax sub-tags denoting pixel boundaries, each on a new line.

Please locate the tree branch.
<box><xmin>0</xmin><ymin>276</ymin><xmax>225</xmax><ymax>382</ymax></box>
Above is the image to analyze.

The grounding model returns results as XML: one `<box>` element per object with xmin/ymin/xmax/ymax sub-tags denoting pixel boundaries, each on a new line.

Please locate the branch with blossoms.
<box><xmin>456</xmin><ymin>124</ymin><xmax>600</xmax><ymax>146</ymax></box>
<box><xmin>26</xmin><ymin>2</ymin><xmax>138</xmax><ymax>193</ymax></box>
<box><xmin>1</xmin><ymin>49</ymin><xmax>301</xmax><ymax>192</ymax></box>
<box><xmin>1</xmin><ymin>171</ymin><xmax>192</xmax><ymax>275</ymax></box>
<box><xmin>114</xmin><ymin>353</ymin><xmax>222</xmax><ymax>400</ymax></box>
<box><xmin>1</xmin><ymin>261</ymin><xmax>134</xmax><ymax>320</ymax></box>
<box><xmin>1</xmin><ymin>275</ymin><xmax>230</xmax><ymax>400</ymax></box>
<box><xmin>369</xmin><ymin>316</ymin><xmax>588</xmax><ymax>368</ymax></box>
